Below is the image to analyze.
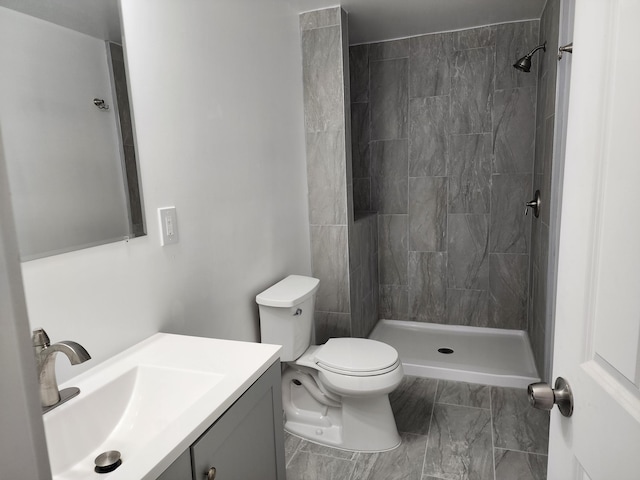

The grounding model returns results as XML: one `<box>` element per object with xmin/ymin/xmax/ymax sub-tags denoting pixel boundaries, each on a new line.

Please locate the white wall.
<box><xmin>19</xmin><ymin>0</ymin><xmax>311</xmax><ymax>384</ymax></box>
<box><xmin>0</xmin><ymin>7</ymin><xmax>129</xmax><ymax>259</ymax></box>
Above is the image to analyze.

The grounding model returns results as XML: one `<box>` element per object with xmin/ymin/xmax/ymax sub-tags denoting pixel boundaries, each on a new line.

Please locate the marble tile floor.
<box><xmin>285</xmin><ymin>376</ymin><xmax>549</xmax><ymax>480</ymax></box>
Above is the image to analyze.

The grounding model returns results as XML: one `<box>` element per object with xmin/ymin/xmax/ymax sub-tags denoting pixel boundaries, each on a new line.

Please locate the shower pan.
<box><xmin>369</xmin><ymin>320</ymin><xmax>539</xmax><ymax>388</ymax></box>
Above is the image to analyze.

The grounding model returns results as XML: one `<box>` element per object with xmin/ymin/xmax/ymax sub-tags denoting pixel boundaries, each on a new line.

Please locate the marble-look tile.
<box><xmin>314</xmin><ymin>311</ymin><xmax>351</xmax><ymax>343</ymax></box>
<box><xmin>447</xmin><ymin>214</ymin><xmax>489</xmax><ymax>290</ymax></box>
<box><xmin>448</xmin><ymin>134</ymin><xmax>492</xmax><ymax>214</ymax></box>
<box><xmin>302</xmin><ymin>25</ymin><xmax>345</xmax><ymax>133</ymax></box>
<box><xmin>455</xmin><ymin>26</ymin><xmax>496</xmax><ymax>50</ymax></box>
<box><xmin>494</xmin><ymin>449</ymin><xmax>547</xmax><ymax>480</ymax></box>
<box><xmin>285</xmin><ymin>431</ymin><xmax>303</xmax><ymax>461</ymax></box>
<box><xmin>489</xmin><ymin>253</ymin><xmax>529</xmax><ymax>330</ymax></box>
<box><xmin>449</xmin><ymin>47</ymin><xmax>495</xmax><ymax>134</ymax></box>
<box><xmin>350</xmin><ymin>44</ymin><xmax>370</xmax><ymax>103</ymax></box>
<box><xmin>299</xmin><ymin>439</ymin><xmax>356</xmax><ymax>460</ymax></box>
<box><xmin>492</xmin><ymin>387</ymin><xmax>550</xmax><ymax>454</ymax></box>
<box><xmin>435</xmin><ymin>380</ymin><xmax>490</xmax><ymax>409</ymax></box>
<box><xmin>423</xmin><ymin>404</ymin><xmax>494</xmax><ymax>480</ymax></box>
<box><xmin>379</xmin><ymin>285</ymin><xmax>409</xmax><ymax>320</ymax></box>
<box><xmin>493</xmin><ymin>87</ymin><xmax>536</xmax><ymax>174</ymax></box>
<box><xmin>408</xmin><ymin>252</ymin><xmax>447</xmax><ymax>323</ymax></box>
<box><xmin>354</xmin><ymin>178</ymin><xmax>371</xmax><ymax>212</ymax></box>
<box><xmin>539</xmin><ymin>0</ymin><xmax>560</xmax><ymax>119</ymax></box>
<box><xmin>408</xmin><ymin>177</ymin><xmax>447</xmax><ymax>252</ymax></box>
<box><xmin>530</xmin><ymin>261</ymin><xmax>548</xmax><ymax>378</ymax></box>
<box><xmin>362</xmin><ymin>291</ymin><xmax>378</xmax><ymax>337</ymax></box>
<box><xmin>540</xmin><ymin>115</ymin><xmax>555</xmax><ymax>224</ymax></box>
<box><xmin>311</xmin><ymin>225</ymin><xmax>350</xmax><ymax>313</ymax></box>
<box><xmin>306</xmin><ymin>130</ymin><xmax>347</xmax><ymax>225</ymax></box>
<box><xmin>286</xmin><ymin>449</ymin><xmax>356</xmax><ymax>480</ymax></box>
<box><xmin>371</xmin><ymin>58</ymin><xmax>409</xmax><ymax>140</ymax></box>
<box><xmin>409</xmin><ymin>32</ymin><xmax>453</xmax><ymax>98</ymax></box>
<box><xmin>489</xmin><ymin>174</ymin><xmax>532</xmax><ymax>254</ymax></box>
<box><xmin>373</xmin><ymin>176</ymin><xmax>408</xmax><ymax>214</ymax></box>
<box><xmin>447</xmin><ymin>289</ymin><xmax>489</xmax><ymax>327</ymax></box>
<box><xmin>409</xmin><ymin>96</ymin><xmax>449</xmax><ymax>177</ymax></box>
<box><xmin>390</xmin><ymin>376</ymin><xmax>438</xmax><ymax>435</ymax></box>
<box><xmin>495</xmin><ymin>21</ymin><xmax>540</xmax><ymax>90</ymax></box>
<box><xmin>534</xmin><ymin>116</ymin><xmax>544</xmax><ymax>177</ymax></box>
<box><xmin>299</xmin><ymin>7</ymin><xmax>340</xmax><ymax>31</ymax></box>
<box><xmin>352</xmin><ymin>433</ymin><xmax>428</xmax><ymax>480</ymax></box>
<box><xmin>351</xmin><ymin>102</ymin><xmax>371</xmax><ymax>179</ymax></box>
<box><xmin>378</xmin><ymin>215</ymin><xmax>408</xmax><ymax>285</ymax></box>
<box><xmin>370</xmin><ymin>38</ymin><xmax>410</xmax><ymax>60</ymax></box>
<box><xmin>450</xmin><ymin>47</ymin><xmax>494</xmax><ymax>134</ymax></box>
<box><xmin>370</xmin><ymin>139</ymin><xmax>408</xmax><ymax>214</ymax></box>
<box><xmin>371</xmin><ymin>139</ymin><xmax>408</xmax><ymax>178</ymax></box>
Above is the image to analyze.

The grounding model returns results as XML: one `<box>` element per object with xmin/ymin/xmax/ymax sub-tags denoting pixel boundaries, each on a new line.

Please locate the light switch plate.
<box><xmin>158</xmin><ymin>207</ymin><xmax>179</xmax><ymax>246</ymax></box>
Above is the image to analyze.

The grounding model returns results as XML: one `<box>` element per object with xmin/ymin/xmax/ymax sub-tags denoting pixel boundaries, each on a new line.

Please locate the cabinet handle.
<box><xmin>205</xmin><ymin>467</ymin><xmax>217</xmax><ymax>479</ymax></box>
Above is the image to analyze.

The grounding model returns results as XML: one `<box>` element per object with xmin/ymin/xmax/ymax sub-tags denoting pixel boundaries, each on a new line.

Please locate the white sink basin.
<box><xmin>43</xmin><ymin>333</ymin><xmax>281</xmax><ymax>480</ymax></box>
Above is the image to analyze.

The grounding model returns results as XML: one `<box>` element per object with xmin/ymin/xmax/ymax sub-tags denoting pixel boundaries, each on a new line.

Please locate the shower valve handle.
<box><xmin>528</xmin><ymin>377</ymin><xmax>573</xmax><ymax>417</ymax></box>
<box><xmin>525</xmin><ymin>190</ymin><xmax>541</xmax><ymax>218</ymax></box>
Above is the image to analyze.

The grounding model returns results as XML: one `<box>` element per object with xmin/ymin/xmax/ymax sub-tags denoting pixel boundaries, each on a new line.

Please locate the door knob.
<box><xmin>524</xmin><ymin>190</ymin><xmax>541</xmax><ymax>217</ymax></box>
<box><xmin>205</xmin><ymin>467</ymin><xmax>217</xmax><ymax>479</ymax></box>
<box><xmin>527</xmin><ymin>377</ymin><xmax>573</xmax><ymax>417</ymax></box>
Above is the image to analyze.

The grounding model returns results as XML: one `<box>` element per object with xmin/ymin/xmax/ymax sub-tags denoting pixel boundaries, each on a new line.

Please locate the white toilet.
<box><xmin>256</xmin><ymin>274</ymin><xmax>404</xmax><ymax>452</ymax></box>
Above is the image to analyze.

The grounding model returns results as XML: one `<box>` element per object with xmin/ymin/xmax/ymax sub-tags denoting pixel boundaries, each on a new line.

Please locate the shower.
<box><xmin>513</xmin><ymin>42</ymin><xmax>547</xmax><ymax>72</ymax></box>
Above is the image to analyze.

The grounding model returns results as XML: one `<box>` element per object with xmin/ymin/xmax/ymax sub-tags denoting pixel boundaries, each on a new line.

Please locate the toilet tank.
<box><xmin>256</xmin><ymin>275</ymin><xmax>320</xmax><ymax>361</ymax></box>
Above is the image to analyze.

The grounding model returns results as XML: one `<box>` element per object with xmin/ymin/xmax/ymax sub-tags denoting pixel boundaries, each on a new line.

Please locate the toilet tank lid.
<box><xmin>256</xmin><ymin>275</ymin><xmax>320</xmax><ymax>307</ymax></box>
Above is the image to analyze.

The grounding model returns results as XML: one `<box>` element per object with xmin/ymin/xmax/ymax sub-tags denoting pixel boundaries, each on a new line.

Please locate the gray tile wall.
<box><xmin>350</xmin><ymin>20</ymin><xmax>539</xmax><ymax>330</ymax></box>
<box><xmin>529</xmin><ymin>0</ymin><xmax>560</xmax><ymax>379</ymax></box>
<box><xmin>301</xmin><ymin>8</ymin><xmax>352</xmax><ymax>341</ymax></box>
<box><xmin>302</xmin><ymin>8</ymin><xmax>379</xmax><ymax>341</ymax></box>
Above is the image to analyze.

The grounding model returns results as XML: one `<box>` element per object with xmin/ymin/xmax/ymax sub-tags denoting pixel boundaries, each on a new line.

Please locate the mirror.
<box><xmin>0</xmin><ymin>0</ymin><xmax>145</xmax><ymax>261</ymax></box>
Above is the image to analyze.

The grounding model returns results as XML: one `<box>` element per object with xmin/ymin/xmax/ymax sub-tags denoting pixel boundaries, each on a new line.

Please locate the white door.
<box><xmin>548</xmin><ymin>0</ymin><xmax>640</xmax><ymax>478</ymax></box>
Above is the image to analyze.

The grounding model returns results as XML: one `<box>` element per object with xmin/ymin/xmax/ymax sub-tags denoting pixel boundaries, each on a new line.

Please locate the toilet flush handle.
<box><xmin>294</xmin><ymin>308</ymin><xmax>302</xmax><ymax>316</ymax></box>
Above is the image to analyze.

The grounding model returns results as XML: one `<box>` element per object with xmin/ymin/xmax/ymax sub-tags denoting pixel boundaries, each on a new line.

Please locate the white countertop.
<box><xmin>44</xmin><ymin>333</ymin><xmax>281</xmax><ymax>480</ymax></box>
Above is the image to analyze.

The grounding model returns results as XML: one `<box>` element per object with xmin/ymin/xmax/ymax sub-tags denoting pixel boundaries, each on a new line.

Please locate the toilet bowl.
<box><xmin>256</xmin><ymin>275</ymin><xmax>404</xmax><ymax>452</ymax></box>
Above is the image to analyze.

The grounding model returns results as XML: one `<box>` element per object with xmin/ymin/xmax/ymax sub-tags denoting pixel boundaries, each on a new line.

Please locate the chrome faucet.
<box><xmin>32</xmin><ymin>328</ymin><xmax>91</xmax><ymax>413</ymax></box>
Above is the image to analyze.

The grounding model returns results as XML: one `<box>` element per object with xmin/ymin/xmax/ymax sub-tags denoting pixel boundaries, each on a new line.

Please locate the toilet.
<box><xmin>256</xmin><ymin>275</ymin><xmax>404</xmax><ymax>452</ymax></box>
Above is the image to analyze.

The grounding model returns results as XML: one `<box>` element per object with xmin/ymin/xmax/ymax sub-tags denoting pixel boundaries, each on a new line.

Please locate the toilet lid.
<box><xmin>314</xmin><ymin>338</ymin><xmax>399</xmax><ymax>376</ymax></box>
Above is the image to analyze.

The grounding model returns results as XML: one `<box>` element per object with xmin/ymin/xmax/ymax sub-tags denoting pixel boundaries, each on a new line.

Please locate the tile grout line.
<box><xmin>490</xmin><ymin>387</ymin><xmax>497</xmax><ymax>480</ymax></box>
<box><xmin>421</xmin><ymin>379</ymin><xmax>438</xmax><ymax>478</ymax></box>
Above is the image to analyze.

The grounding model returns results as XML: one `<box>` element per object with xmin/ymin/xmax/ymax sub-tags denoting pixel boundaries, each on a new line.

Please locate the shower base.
<box><xmin>369</xmin><ymin>320</ymin><xmax>540</xmax><ymax>388</ymax></box>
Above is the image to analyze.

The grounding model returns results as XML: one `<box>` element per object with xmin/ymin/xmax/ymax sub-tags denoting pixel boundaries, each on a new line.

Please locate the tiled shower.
<box><xmin>302</xmin><ymin>1</ymin><xmax>560</xmax><ymax>382</ymax></box>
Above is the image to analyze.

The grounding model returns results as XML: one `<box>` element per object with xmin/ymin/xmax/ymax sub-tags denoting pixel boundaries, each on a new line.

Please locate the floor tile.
<box><xmin>299</xmin><ymin>438</ymin><xmax>357</xmax><ymax>460</ymax></box>
<box><xmin>351</xmin><ymin>433</ymin><xmax>428</xmax><ymax>480</ymax></box>
<box><xmin>435</xmin><ymin>381</ymin><xmax>490</xmax><ymax>409</ymax></box>
<box><xmin>390</xmin><ymin>376</ymin><xmax>438</xmax><ymax>434</ymax></box>
<box><xmin>285</xmin><ymin>431</ymin><xmax>304</xmax><ymax>462</ymax></box>
<box><xmin>423</xmin><ymin>404</ymin><xmax>494</xmax><ymax>480</ymax></box>
<box><xmin>491</xmin><ymin>387</ymin><xmax>550</xmax><ymax>454</ymax></box>
<box><xmin>286</xmin><ymin>450</ymin><xmax>356</xmax><ymax>480</ymax></box>
<box><xmin>494</xmin><ymin>449</ymin><xmax>547</xmax><ymax>480</ymax></box>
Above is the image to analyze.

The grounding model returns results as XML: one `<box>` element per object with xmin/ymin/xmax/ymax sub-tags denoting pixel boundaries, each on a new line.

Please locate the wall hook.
<box><xmin>93</xmin><ymin>98</ymin><xmax>109</xmax><ymax>110</ymax></box>
<box><xmin>558</xmin><ymin>42</ymin><xmax>573</xmax><ymax>60</ymax></box>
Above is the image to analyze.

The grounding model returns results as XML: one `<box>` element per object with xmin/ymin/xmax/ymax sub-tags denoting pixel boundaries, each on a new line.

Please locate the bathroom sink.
<box><xmin>42</xmin><ymin>333</ymin><xmax>281</xmax><ymax>479</ymax></box>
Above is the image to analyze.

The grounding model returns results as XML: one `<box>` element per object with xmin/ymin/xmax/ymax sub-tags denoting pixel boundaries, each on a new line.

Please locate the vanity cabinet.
<box><xmin>157</xmin><ymin>361</ymin><xmax>285</xmax><ymax>480</ymax></box>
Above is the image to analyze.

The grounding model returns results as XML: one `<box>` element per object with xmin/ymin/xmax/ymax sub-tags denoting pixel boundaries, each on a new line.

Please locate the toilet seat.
<box><xmin>314</xmin><ymin>338</ymin><xmax>400</xmax><ymax>377</ymax></box>
<box><xmin>292</xmin><ymin>339</ymin><xmax>404</xmax><ymax>398</ymax></box>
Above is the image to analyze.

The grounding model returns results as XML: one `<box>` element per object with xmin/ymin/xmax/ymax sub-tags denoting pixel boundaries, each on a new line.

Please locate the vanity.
<box><xmin>44</xmin><ymin>334</ymin><xmax>285</xmax><ymax>480</ymax></box>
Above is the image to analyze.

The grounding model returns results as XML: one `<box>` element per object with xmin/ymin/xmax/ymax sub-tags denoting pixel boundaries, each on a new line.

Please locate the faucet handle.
<box><xmin>32</xmin><ymin>328</ymin><xmax>51</xmax><ymax>348</ymax></box>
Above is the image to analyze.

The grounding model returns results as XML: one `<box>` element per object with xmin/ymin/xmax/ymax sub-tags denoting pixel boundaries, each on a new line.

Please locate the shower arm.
<box><xmin>526</xmin><ymin>43</ymin><xmax>546</xmax><ymax>58</ymax></box>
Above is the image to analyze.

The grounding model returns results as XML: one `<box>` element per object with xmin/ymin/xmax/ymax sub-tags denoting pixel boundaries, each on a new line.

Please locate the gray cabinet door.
<box><xmin>156</xmin><ymin>449</ymin><xmax>192</xmax><ymax>480</ymax></box>
<box><xmin>191</xmin><ymin>362</ymin><xmax>285</xmax><ymax>480</ymax></box>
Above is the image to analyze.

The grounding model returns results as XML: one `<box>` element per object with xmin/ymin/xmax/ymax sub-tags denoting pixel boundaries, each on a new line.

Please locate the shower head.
<box><xmin>513</xmin><ymin>42</ymin><xmax>546</xmax><ymax>72</ymax></box>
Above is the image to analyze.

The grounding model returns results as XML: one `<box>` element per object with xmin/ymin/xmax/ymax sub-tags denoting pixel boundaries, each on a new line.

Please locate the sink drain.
<box><xmin>438</xmin><ymin>347</ymin><xmax>454</xmax><ymax>354</ymax></box>
<box><xmin>94</xmin><ymin>450</ymin><xmax>122</xmax><ymax>474</ymax></box>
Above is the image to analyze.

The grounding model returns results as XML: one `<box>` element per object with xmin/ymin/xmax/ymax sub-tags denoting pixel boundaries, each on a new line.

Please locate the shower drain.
<box><xmin>438</xmin><ymin>347</ymin><xmax>454</xmax><ymax>354</ymax></box>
